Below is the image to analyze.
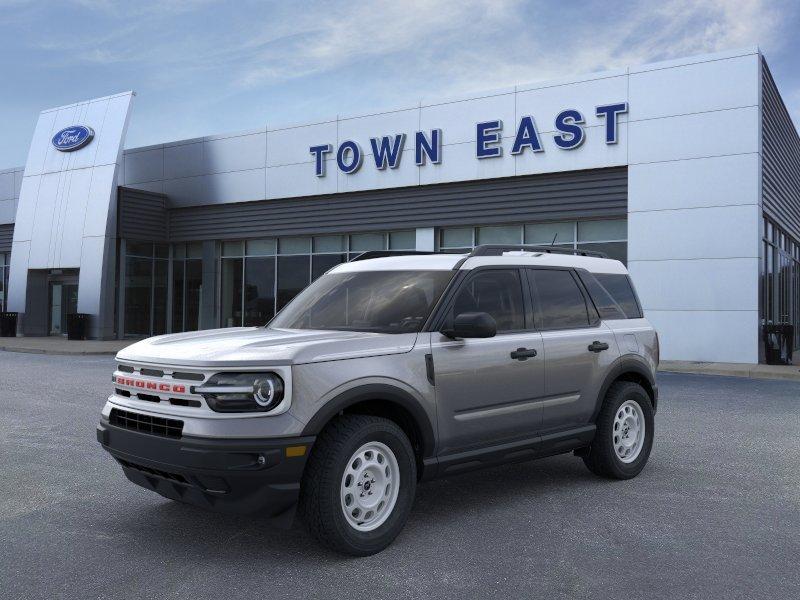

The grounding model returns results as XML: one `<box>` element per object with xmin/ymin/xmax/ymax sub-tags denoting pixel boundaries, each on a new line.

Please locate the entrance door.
<box><xmin>48</xmin><ymin>274</ymin><xmax>79</xmax><ymax>336</ymax></box>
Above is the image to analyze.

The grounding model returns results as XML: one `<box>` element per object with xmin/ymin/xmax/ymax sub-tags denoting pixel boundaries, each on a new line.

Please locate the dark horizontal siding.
<box><xmin>762</xmin><ymin>59</ymin><xmax>800</xmax><ymax>241</ymax></box>
<box><xmin>168</xmin><ymin>167</ymin><xmax>627</xmax><ymax>242</ymax></box>
<box><xmin>0</xmin><ymin>223</ymin><xmax>13</xmax><ymax>252</ymax></box>
<box><xmin>118</xmin><ymin>187</ymin><xmax>168</xmax><ymax>241</ymax></box>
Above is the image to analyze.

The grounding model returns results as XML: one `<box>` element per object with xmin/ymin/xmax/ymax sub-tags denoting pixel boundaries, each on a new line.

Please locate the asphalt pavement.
<box><xmin>1</xmin><ymin>351</ymin><xmax>798</xmax><ymax>600</ymax></box>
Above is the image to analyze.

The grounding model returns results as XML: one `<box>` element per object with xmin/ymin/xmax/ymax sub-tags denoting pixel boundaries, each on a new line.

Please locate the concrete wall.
<box><xmin>626</xmin><ymin>51</ymin><xmax>762</xmax><ymax>363</ymax></box>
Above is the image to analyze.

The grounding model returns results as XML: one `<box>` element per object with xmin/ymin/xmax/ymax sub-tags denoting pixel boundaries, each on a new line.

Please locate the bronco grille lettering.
<box><xmin>114</xmin><ymin>376</ymin><xmax>186</xmax><ymax>394</ymax></box>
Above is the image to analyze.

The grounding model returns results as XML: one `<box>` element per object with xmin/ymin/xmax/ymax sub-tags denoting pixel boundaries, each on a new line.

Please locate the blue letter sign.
<box><xmin>553</xmin><ymin>110</ymin><xmax>585</xmax><ymax>149</ymax></box>
<box><xmin>370</xmin><ymin>134</ymin><xmax>405</xmax><ymax>169</ymax></box>
<box><xmin>511</xmin><ymin>116</ymin><xmax>543</xmax><ymax>155</ymax></box>
<box><xmin>308</xmin><ymin>101</ymin><xmax>628</xmax><ymax>176</ymax></box>
<box><xmin>336</xmin><ymin>140</ymin><xmax>363</xmax><ymax>174</ymax></box>
<box><xmin>476</xmin><ymin>120</ymin><xmax>503</xmax><ymax>158</ymax></box>
<box><xmin>415</xmin><ymin>129</ymin><xmax>442</xmax><ymax>166</ymax></box>
<box><xmin>309</xmin><ymin>144</ymin><xmax>332</xmax><ymax>177</ymax></box>
<box><xmin>595</xmin><ymin>102</ymin><xmax>628</xmax><ymax>144</ymax></box>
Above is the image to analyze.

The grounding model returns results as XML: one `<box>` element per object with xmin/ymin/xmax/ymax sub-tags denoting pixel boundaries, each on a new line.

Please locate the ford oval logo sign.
<box><xmin>52</xmin><ymin>125</ymin><xmax>95</xmax><ymax>152</ymax></box>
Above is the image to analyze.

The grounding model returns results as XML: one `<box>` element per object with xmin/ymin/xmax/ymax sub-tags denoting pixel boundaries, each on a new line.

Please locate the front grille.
<box><xmin>109</xmin><ymin>408</ymin><xmax>183</xmax><ymax>439</ymax></box>
<box><xmin>117</xmin><ymin>458</ymin><xmax>188</xmax><ymax>483</ymax></box>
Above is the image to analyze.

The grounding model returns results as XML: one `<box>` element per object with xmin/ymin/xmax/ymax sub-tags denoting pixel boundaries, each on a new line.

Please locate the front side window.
<box><xmin>530</xmin><ymin>269</ymin><xmax>590</xmax><ymax>330</ymax></box>
<box><xmin>270</xmin><ymin>270</ymin><xmax>454</xmax><ymax>334</ymax></box>
<box><xmin>447</xmin><ymin>269</ymin><xmax>526</xmax><ymax>332</ymax></box>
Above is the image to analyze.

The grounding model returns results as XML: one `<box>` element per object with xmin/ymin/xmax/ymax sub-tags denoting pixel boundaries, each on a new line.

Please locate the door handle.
<box><xmin>588</xmin><ymin>341</ymin><xmax>610</xmax><ymax>353</ymax></box>
<box><xmin>510</xmin><ymin>347</ymin><xmax>538</xmax><ymax>361</ymax></box>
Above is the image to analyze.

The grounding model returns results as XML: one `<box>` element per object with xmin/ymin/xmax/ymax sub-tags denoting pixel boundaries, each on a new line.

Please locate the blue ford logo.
<box><xmin>52</xmin><ymin>125</ymin><xmax>94</xmax><ymax>152</ymax></box>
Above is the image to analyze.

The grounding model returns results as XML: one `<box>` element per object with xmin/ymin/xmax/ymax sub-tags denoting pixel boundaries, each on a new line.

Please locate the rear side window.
<box><xmin>593</xmin><ymin>273</ymin><xmax>643</xmax><ymax>319</ymax></box>
<box><xmin>576</xmin><ymin>271</ymin><xmax>627</xmax><ymax>320</ymax></box>
<box><xmin>529</xmin><ymin>269</ymin><xmax>590</xmax><ymax>330</ymax></box>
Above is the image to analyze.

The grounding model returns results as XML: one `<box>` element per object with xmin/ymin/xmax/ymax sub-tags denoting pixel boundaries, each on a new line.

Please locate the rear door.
<box><xmin>431</xmin><ymin>267</ymin><xmax>545</xmax><ymax>455</ymax></box>
<box><xmin>527</xmin><ymin>268</ymin><xmax>619</xmax><ymax>433</ymax></box>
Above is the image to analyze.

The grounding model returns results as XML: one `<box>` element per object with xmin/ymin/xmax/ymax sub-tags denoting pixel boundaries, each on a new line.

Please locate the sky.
<box><xmin>0</xmin><ymin>0</ymin><xmax>798</xmax><ymax>167</ymax></box>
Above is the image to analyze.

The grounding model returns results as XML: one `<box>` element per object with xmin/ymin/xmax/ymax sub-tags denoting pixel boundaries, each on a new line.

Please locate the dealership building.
<box><xmin>0</xmin><ymin>47</ymin><xmax>798</xmax><ymax>364</ymax></box>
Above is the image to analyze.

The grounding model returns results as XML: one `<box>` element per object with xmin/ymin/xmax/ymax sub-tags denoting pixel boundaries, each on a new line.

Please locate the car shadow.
<box><xmin>108</xmin><ymin>453</ymin><xmax>599</xmax><ymax>562</ymax></box>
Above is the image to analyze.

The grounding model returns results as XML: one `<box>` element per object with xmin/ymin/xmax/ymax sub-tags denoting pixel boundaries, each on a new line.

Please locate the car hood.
<box><xmin>116</xmin><ymin>327</ymin><xmax>419</xmax><ymax>367</ymax></box>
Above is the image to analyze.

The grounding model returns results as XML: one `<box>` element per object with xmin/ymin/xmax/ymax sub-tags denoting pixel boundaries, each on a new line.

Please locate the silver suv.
<box><xmin>97</xmin><ymin>245</ymin><xmax>658</xmax><ymax>555</ymax></box>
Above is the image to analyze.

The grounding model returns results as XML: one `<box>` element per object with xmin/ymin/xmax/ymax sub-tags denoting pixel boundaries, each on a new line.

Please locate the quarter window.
<box><xmin>594</xmin><ymin>273</ymin><xmax>643</xmax><ymax>319</ymax></box>
<box><xmin>530</xmin><ymin>269</ymin><xmax>590</xmax><ymax>330</ymax></box>
<box><xmin>449</xmin><ymin>269</ymin><xmax>525</xmax><ymax>332</ymax></box>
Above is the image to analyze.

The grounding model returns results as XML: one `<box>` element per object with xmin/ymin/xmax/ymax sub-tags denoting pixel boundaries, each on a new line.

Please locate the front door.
<box><xmin>431</xmin><ymin>268</ymin><xmax>544</xmax><ymax>455</ymax></box>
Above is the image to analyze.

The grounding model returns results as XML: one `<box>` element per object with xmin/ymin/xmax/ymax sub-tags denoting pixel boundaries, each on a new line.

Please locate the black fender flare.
<box><xmin>301</xmin><ymin>383</ymin><xmax>436</xmax><ymax>458</ymax></box>
<box><xmin>592</xmin><ymin>356</ymin><xmax>658</xmax><ymax>420</ymax></box>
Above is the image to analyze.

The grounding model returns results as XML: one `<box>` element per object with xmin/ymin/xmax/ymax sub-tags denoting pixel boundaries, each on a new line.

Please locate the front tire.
<box><xmin>583</xmin><ymin>381</ymin><xmax>654</xmax><ymax>479</ymax></box>
<box><xmin>299</xmin><ymin>414</ymin><xmax>417</xmax><ymax>556</ymax></box>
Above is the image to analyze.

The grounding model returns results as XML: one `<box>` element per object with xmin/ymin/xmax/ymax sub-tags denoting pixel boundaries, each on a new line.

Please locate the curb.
<box><xmin>658</xmin><ymin>365</ymin><xmax>800</xmax><ymax>382</ymax></box>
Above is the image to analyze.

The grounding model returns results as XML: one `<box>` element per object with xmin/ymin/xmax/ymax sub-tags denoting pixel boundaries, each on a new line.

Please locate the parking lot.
<box><xmin>1</xmin><ymin>350</ymin><xmax>799</xmax><ymax>600</ymax></box>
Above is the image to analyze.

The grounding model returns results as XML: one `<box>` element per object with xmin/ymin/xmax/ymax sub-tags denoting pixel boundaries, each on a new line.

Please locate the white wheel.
<box><xmin>612</xmin><ymin>399</ymin><xmax>645</xmax><ymax>463</ymax></box>
<box><xmin>340</xmin><ymin>441</ymin><xmax>400</xmax><ymax>532</ymax></box>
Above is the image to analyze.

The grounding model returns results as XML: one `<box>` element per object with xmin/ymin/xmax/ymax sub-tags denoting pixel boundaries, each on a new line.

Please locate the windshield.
<box><xmin>269</xmin><ymin>270</ymin><xmax>454</xmax><ymax>334</ymax></box>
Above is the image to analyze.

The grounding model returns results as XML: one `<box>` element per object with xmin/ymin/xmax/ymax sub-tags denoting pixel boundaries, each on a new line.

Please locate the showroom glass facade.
<box><xmin>762</xmin><ymin>216</ymin><xmax>800</xmax><ymax>352</ymax></box>
<box><xmin>172</xmin><ymin>242</ymin><xmax>203</xmax><ymax>334</ymax></box>
<box><xmin>438</xmin><ymin>218</ymin><xmax>628</xmax><ymax>263</ymax></box>
<box><xmin>120</xmin><ymin>221</ymin><xmax>627</xmax><ymax>337</ymax></box>
<box><xmin>123</xmin><ymin>242</ymin><xmax>169</xmax><ymax>337</ymax></box>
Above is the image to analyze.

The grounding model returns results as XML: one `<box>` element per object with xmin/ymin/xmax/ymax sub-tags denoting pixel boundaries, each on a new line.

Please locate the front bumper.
<box><xmin>97</xmin><ymin>420</ymin><xmax>315</xmax><ymax>526</ymax></box>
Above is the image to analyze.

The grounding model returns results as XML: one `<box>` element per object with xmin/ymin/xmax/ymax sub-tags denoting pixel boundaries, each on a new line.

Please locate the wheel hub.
<box><xmin>612</xmin><ymin>400</ymin><xmax>646</xmax><ymax>463</ymax></box>
<box><xmin>341</xmin><ymin>442</ymin><xmax>400</xmax><ymax>532</ymax></box>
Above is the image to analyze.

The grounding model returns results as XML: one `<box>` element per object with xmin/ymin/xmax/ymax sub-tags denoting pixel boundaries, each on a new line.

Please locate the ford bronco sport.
<box><xmin>97</xmin><ymin>245</ymin><xmax>658</xmax><ymax>556</ymax></box>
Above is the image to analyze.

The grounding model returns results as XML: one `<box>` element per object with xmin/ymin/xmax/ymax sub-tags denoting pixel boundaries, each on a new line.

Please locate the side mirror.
<box><xmin>442</xmin><ymin>311</ymin><xmax>497</xmax><ymax>339</ymax></box>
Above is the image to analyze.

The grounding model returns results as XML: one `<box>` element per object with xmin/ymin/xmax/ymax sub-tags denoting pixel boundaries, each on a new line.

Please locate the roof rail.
<box><xmin>469</xmin><ymin>244</ymin><xmax>608</xmax><ymax>258</ymax></box>
<box><xmin>350</xmin><ymin>250</ymin><xmax>439</xmax><ymax>262</ymax></box>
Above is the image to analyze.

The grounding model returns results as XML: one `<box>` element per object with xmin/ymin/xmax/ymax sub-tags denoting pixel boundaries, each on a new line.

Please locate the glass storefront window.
<box><xmin>277</xmin><ymin>255</ymin><xmax>310</xmax><ymax>312</ymax></box>
<box><xmin>477</xmin><ymin>225</ymin><xmax>522</xmax><ymax>245</ymax></box>
<box><xmin>440</xmin><ymin>227</ymin><xmax>473</xmax><ymax>249</ymax></box>
<box><xmin>123</xmin><ymin>242</ymin><xmax>169</xmax><ymax>337</ymax></box>
<box><xmin>153</xmin><ymin>259</ymin><xmax>168</xmax><ymax>334</ymax></box>
<box><xmin>525</xmin><ymin>222</ymin><xmax>575</xmax><ymax>245</ymax></box>
<box><xmin>0</xmin><ymin>252</ymin><xmax>8</xmax><ymax>311</ymax></box>
<box><xmin>221</xmin><ymin>241</ymin><xmax>244</xmax><ymax>257</ymax></box>
<box><xmin>220</xmin><ymin>257</ymin><xmax>243</xmax><ymax>328</ymax></box>
<box><xmin>280</xmin><ymin>237</ymin><xmax>311</xmax><ymax>255</ymax></box>
<box><xmin>314</xmin><ymin>235</ymin><xmax>346</xmax><ymax>253</ymax></box>
<box><xmin>350</xmin><ymin>233</ymin><xmax>385</xmax><ymax>252</ymax></box>
<box><xmin>244</xmin><ymin>257</ymin><xmax>276</xmax><ymax>325</ymax></box>
<box><xmin>389</xmin><ymin>230</ymin><xmax>416</xmax><ymax>250</ymax></box>
<box><xmin>124</xmin><ymin>255</ymin><xmax>153</xmax><ymax>336</ymax></box>
<box><xmin>439</xmin><ymin>219</ymin><xmax>628</xmax><ymax>264</ymax></box>
<box><xmin>578</xmin><ymin>219</ymin><xmax>627</xmax><ymax>242</ymax></box>
<box><xmin>172</xmin><ymin>260</ymin><xmax>185</xmax><ymax>332</ymax></box>
<box><xmin>246</xmin><ymin>239</ymin><xmax>276</xmax><ymax>256</ymax></box>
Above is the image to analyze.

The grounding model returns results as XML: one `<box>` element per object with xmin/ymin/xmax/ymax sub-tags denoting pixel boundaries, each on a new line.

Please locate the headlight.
<box><xmin>194</xmin><ymin>372</ymin><xmax>285</xmax><ymax>413</ymax></box>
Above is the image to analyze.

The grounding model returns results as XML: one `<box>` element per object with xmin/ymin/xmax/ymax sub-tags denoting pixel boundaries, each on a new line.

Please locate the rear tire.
<box><xmin>583</xmin><ymin>381</ymin><xmax>654</xmax><ymax>479</ymax></box>
<box><xmin>299</xmin><ymin>414</ymin><xmax>417</xmax><ymax>556</ymax></box>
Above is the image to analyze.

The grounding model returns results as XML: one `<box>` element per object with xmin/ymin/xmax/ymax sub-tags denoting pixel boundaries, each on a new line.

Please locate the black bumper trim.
<box><xmin>97</xmin><ymin>421</ymin><xmax>315</xmax><ymax>525</ymax></box>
